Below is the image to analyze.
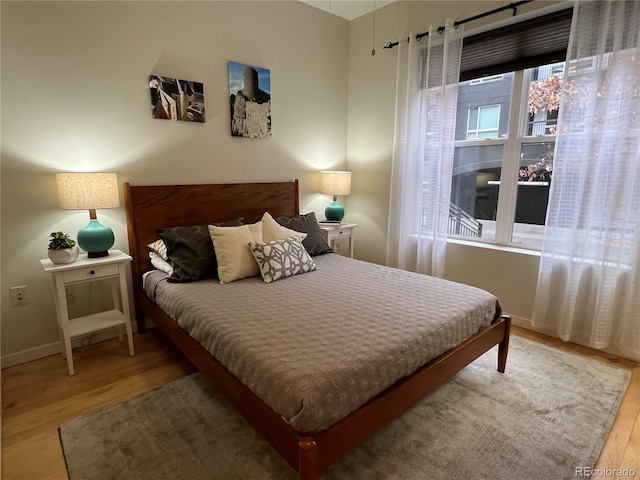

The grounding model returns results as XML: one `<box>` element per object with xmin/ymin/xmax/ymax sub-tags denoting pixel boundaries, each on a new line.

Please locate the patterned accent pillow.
<box><xmin>275</xmin><ymin>212</ymin><xmax>332</xmax><ymax>256</ymax></box>
<box><xmin>249</xmin><ymin>238</ymin><xmax>316</xmax><ymax>284</ymax></box>
<box><xmin>147</xmin><ymin>239</ymin><xmax>168</xmax><ymax>261</ymax></box>
<box><xmin>156</xmin><ymin>218</ymin><xmax>243</xmax><ymax>283</ymax></box>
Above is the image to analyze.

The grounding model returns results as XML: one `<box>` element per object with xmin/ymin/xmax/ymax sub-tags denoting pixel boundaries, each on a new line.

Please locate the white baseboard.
<box><xmin>510</xmin><ymin>314</ymin><xmax>565</xmax><ymax>337</ymax></box>
<box><xmin>0</xmin><ymin>315</ymin><xmax>544</xmax><ymax>369</ymax></box>
<box><xmin>507</xmin><ymin>314</ymin><xmax>637</xmax><ymax>361</ymax></box>
<box><xmin>3</xmin><ymin>313</ymin><xmax>629</xmax><ymax>368</ymax></box>
<box><xmin>1</xmin><ymin>327</ymin><xmax>138</xmax><ymax>369</ymax></box>
<box><xmin>1</xmin><ymin>342</ymin><xmax>63</xmax><ymax>369</ymax></box>
<box><xmin>510</xmin><ymin>315</ymin><xmax>540</xmax><ymax>331</ymax></box>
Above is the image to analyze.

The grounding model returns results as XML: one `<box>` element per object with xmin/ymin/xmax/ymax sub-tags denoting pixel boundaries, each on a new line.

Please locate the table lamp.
<box><xmin>56</xmin><ymin>172</ymin><xmax>120</xmax><ymax>257</ymax></box>
<box><xmin>319</xmin><ymin>170</ymin><xmax>351</xmax><ymax>221</ymax></box>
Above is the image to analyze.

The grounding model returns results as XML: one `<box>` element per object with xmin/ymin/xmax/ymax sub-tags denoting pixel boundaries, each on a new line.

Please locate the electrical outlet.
<box><xmin>10</xmin><ymin>285</ymin><xmax>28</xmax><ymax>306</ymax></box>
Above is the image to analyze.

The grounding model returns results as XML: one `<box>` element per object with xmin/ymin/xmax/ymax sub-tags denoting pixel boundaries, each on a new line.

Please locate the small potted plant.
<box><xmin>48</xmin><ymin>231</ymin><xmax>79</xmax><ymax>264</ymax></box>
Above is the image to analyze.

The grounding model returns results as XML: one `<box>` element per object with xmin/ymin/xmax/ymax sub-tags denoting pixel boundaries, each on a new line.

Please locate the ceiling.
<box><xmin>299</xmin><ymin>0</ymin><xmax>396</xmax><ymax>21</ymax></box>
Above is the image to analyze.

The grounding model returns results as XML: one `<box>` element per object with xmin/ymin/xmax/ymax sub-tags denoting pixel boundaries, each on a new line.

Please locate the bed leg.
<box><xmin>497</xmin><ymin>315</ymin><xmax>511</xmax><ymax>373</ymax></box>
<box><xmin>298</xmin><ymin>438</ymin><xmax>318</xmax><ymax>480</ymax></box>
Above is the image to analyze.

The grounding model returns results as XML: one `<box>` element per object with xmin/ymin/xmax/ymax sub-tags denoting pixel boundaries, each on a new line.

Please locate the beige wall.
<box><xmin>346</xmin><ymin>1</ymin><xmax>564</xmax><ymax>324</ymax></box>
<box><xmin>1</xmin><ymin>0</ymin><xmax>567</xmax><ymax>365</ymax></box>
<box><xmin>1</xmin><ymin>1</ymin><xmax>349</xmax><ymax>363</ymax></box>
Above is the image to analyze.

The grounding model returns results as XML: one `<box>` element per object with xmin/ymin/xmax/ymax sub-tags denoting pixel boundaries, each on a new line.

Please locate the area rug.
<box><xmin>59</xmin><ymin>336</ymin><xmax>630</xmax><ymax>480</ymax></box>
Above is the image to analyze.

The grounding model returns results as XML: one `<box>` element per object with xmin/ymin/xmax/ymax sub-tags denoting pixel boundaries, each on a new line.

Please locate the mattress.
<box><xmin>144</xmin><ymin>253</ymin><xmax>499</xmax><ymax>434</ymax></box>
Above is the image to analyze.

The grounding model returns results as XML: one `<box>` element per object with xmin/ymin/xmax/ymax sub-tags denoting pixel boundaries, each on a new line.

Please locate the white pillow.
<box><xmin>208</xmin><ymin>222</ymin><xmax>263</xmax><ymax>284</ymax></box>
<box><xmin>149</xmin><ymin>252</ymin><xmax>173</xmax><ymax>275</ymax></box>
<box><xmin>261</xmin><ymin>212</ymin><xmax>307</xmax><ymax>242</ymax></box>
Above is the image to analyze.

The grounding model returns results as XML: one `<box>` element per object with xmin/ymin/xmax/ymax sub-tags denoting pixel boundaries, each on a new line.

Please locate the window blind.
<box><xmin>460</xmin><ymin>8</ymin><xmax>573</xmax><ymax>82</ymax></box>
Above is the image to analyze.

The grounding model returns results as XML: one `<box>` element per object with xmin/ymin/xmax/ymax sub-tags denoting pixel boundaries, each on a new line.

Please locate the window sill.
<box><xmin>447</xmin><ymin>239</ymin><xmax>634</xmax><ymax>270</ymax></box>
<box><xmin>487</xmin><ymin>181</ymin><xmax>549</xmax><ymax>186</ymax></box>
<box><xmin>447</xmin><ymin>237</ymin><xmax>542</xmax><ymax>257</ymax></box>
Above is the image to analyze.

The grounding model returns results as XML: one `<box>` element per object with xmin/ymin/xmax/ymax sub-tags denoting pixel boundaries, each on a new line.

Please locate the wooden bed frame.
<box><xmin>124</xmin><ymin>180</ymin><xmax>511</xmax><ymax>480</ymax></box>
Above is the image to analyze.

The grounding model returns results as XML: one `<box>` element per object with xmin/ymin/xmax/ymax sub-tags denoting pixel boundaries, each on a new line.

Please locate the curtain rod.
<box><xmin>383</xmin><ymin>0</ymin><xmax>535</xmax><ymax>50</ymax></box>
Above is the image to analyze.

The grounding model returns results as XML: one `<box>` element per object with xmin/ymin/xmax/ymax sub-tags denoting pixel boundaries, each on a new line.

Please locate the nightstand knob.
<box><xmin>90</xmin><ymin>270</ymin><xmax>96</xmax><ymax>275</ymax></box>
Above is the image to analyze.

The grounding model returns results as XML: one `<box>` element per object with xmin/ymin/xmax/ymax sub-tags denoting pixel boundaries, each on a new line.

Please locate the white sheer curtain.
<box><xmin>532</xmin><ymin>1</ymin><xmax>640</xmax><ymax>361</ymax></box>
<box><xmin>387</xmin><ymin>20</ymin><xmax>463</xmax><ymax>277</ymax></box>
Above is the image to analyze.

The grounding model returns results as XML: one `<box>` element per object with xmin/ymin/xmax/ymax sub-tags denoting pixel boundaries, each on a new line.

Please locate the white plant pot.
<box><xmin>48</xmin><ymin>246</ymin><xmax>79</xmax><ymax>264</ymax></box>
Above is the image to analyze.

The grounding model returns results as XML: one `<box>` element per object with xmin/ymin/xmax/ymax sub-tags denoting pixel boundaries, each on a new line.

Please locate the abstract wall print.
<box><xmin>228</xmin><ymin>61</ymin><xmax>271</xmax><ymax>138</ymax></box>
<box><xmin>149</xmin><ymin>75</ymin><xmax>205</xmax><ymax>123</ymax></box>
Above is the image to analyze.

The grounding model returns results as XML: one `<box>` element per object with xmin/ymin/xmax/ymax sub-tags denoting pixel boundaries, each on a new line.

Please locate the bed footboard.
<box><xmin>294</xmin><ymin>314</ymin><xmax>512</xmax><ymax>480</ymax></box>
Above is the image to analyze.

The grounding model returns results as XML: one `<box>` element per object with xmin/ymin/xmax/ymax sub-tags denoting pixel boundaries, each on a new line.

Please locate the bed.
<box><xmin>124</xmin><ymin>179</ymin><xmax>511</xmax><ymax>480</ymax></box>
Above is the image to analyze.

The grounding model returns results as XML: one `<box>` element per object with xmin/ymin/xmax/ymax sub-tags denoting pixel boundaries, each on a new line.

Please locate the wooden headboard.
<box><xmin>124</xmin><ymin>180</ymin><xmax>299</xmax><ymax>319</ymax></box>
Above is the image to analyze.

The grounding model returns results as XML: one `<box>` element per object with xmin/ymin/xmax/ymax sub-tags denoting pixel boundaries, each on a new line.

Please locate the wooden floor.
<box><xmin>2</xmin><ymin>326</ymin><xmax>639</xmax><ymax>480</ymax></box>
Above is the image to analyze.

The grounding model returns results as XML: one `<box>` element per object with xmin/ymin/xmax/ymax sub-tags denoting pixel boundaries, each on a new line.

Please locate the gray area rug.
<box><xmin>59</xmin><ymin>336</ymin><xmax>630</xmax><ymax>480</ymax></box>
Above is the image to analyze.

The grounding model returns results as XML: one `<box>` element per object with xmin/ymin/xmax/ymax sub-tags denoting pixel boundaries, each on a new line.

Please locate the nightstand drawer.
<box><xmin>62</xmin><ymin>263</ymin><xmax>119</xmax><ymax>284</ymax></box>
<box><xmin>331</xmin><ymin>228</ymin><xmax>351</xmax><ymax>239</ymax></box>
<box><xmin>319</xmin><ymin>223</ymin><xmax>357</xmax><ymax>258</ymax></box>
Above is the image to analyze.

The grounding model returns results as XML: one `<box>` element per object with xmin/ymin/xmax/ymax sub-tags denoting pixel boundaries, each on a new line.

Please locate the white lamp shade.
<box><xmin>319</xmin><ymin>171</ymin><xmax>351</xmax><ymax>196</ymax></box>
<box><xmin>56</xmin><ymin>173</ymin><xmax>120</xmax><ymax>210</ymax></box>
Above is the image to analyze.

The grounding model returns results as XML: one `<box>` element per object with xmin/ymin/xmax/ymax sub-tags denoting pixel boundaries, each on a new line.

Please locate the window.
<box><xmin>466</xmin><ymin>105</ymin><xmax>500</xmax><ymax>139</ymax></box>
<box><xmin>449</xmin><ymin>61</ymin><xmax>565</xmax><ymax>248</ymax></box>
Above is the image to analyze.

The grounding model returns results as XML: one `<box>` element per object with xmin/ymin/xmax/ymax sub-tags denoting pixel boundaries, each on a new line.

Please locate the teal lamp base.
<box><xmin>77</xmin><ymin>218</ymin><xmax>114</xmax><ymax>258</ymax></box>
<box><xmin>324</xmin><ymin>200</ymin><xmax>345</xmax><ymax>221</ymax></box>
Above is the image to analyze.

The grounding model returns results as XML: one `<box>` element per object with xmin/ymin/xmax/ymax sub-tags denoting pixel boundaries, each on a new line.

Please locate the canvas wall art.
<box><xmin>149</xmin><ymin>75</ymin><xmax>205</xmax><ymax>123</ymax></box>
<box><xmin>228</xmin><ymin>61</ymin><xmax>271</xmax><ymax>138</ymax></box>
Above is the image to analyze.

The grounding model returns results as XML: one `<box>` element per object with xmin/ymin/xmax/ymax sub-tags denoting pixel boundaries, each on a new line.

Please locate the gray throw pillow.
<box><xmin>275</xmin><ymin>212</ymin><xmax>332</xmax><ymax>256</ymax></box>
<box><xmin>157</xmin><ymin>218</ymin><xmax>243</xmax><ymax>283</ymax></box>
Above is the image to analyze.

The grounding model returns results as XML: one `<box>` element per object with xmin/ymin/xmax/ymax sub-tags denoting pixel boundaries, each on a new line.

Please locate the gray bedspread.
<box><xmin>144</xmin><ymin>253</ymin><xmax>499</xmax><ymax>434</ymax></box>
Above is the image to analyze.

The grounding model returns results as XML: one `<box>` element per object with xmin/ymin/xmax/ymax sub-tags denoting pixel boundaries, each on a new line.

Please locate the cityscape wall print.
<box><xmin>149</xmin><ymin>75</ymin><xmax>205</xmax><ymax>123</ymax></box>
<box><xmin>228</xmin><ymin>61</ymin><xmax>271</xmax><ymax>138</ymax></box>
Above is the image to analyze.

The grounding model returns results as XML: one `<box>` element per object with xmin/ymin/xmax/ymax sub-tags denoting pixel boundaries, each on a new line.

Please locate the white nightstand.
<box><xmin>319</xmin><ymin>223</ymin><xmax>358</xmax><ymax>258</ymax></box>
<box><xmin>40</xmin><ymin>249</ymin><xmax>135</xmax><ymax>376</ymax></box>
